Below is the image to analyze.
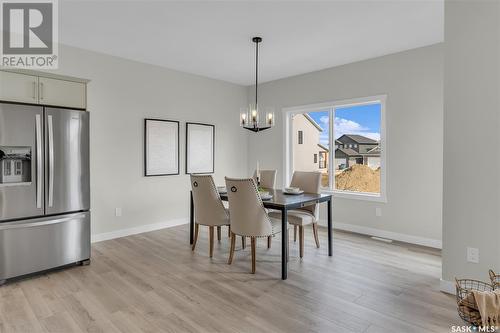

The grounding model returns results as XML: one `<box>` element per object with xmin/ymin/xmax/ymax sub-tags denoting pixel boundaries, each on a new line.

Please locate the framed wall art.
<box><xmin>144</xmin><ymin>119</ymin><xmax>179</xmax><ymax>176</ymax></box>
<box><xmin>185</xmin><ymin>122</ymin><xmax>215</xmax><ymax>174</ymax></box>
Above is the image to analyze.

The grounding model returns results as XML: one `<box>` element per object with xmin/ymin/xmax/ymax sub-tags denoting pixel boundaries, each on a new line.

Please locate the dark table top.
<box><xmin>219</xmin><ymin>189</ymin><xmax>332</xmax><ymax>210</ymax></box>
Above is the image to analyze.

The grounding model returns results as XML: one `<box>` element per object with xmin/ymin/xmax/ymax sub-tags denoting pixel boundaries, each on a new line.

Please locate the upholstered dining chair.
<box><xmin>225</xmin><ymin>177</ymin><xmax>287</xmax><ymax>273</ymax></box>
<box><xmin>190</xmin><ymin>175</ymin><xmax>230</xmax><ymax>258</ymax></box>
<box><xmin>269</xmin><ymin>171</ymin><xmax>321</xmax><ymax>258</ymax></box>
<box><xmin>252</xmin><ymin>169</ymin><xmax>277</xmax><ymax>247</ymax></box>
<box><xmin>253</xmin><ymin>169</ymin><xmax>277</xmax><ymax>189</ymax></box>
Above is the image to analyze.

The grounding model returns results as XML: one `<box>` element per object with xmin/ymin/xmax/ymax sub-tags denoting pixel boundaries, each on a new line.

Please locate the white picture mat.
<box><xmin>146</xmin><ymin>120</ymin><xmax>178</xmax><ymax>175</ymax></box>
<box><xmin>187</xmin><ymin>124</ymin><xmax>214</xmax><ymax>174</ymax></box>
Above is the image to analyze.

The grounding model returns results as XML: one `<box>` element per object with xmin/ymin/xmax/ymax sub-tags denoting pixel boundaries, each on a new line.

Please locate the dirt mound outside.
<box><xmin>335</xmin><ymin>164</ymin><xmax>380</xmax><ymax>193</ymax></box>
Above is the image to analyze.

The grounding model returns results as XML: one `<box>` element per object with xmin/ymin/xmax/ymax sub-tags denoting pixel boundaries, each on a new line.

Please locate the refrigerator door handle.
<box><xmin>35</xmin><ymin>114</ymin><xmax>42</xmax><ymax>209</ymax></box>
<box><xmin>48</xmin><ymin>114</ymin><xmax>54</xmax><ymax>207</ymax></box>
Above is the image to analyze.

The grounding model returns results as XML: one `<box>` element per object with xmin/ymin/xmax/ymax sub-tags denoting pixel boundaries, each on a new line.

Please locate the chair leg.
<box><xmin>241</xmin><ymin>236</ymin><xmax>246</xmax><ymax>249</ymax></box>
<box><xmin>299</xmin><ymin>226</ymin><xmax>304</xmax><ymax>258</ymax></box>
<box><xmin>267</xmin><ymin>236</ymin><xmax>272</xmax><ymax>249</ymax></box>
<box><xmin>251</xmin><ymin>237</ymin><xmax>256</xmax><ymax>274</ymax></box>
<box><xmin>312</xmin><ymin>223</ymin><xmax>320</xmax><ymax>248</ymax></box>
<box><xmin>192</xmin><ymin>224</ymin><xmax>199</xmax><ymax>251</ymax></box>
<box><xmin>294</xmin><ymin>225</ymin><xmax>297</xmax><ymax>242</ymax></box>
<box><xmin>217</xmin><ymin>226</ymin><xmax>221</xmax><ymax>242</ymax></box>
<box><xmin>209</xmin><ymin>226</ymin><xmax>214</xmax><ymax>258</ymax></box>
<box><xmin>228</xmin><ymin>233</ymin><xmax>236</xmax><ymax>264</ymax></box>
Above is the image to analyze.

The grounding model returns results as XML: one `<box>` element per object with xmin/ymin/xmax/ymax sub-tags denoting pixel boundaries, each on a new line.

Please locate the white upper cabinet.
<box><xmin>0</xmin><ymin>70</ymin><xmax>87</xmax><ymax>109</ymax></box>
<box><xmin>39</xmin><ymin>77</ymin><xmax>86</xmax><ymax>109</ymax></box>
<box><xmin>0</xmin><ymin>71</ymin><xmax>38</xmax><ymax>104</ymax></box>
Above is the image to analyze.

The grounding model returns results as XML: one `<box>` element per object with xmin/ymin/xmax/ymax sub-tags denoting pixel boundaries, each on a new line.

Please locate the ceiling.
<box><xmin>59</xmin><ymin>1</ymin><xmax>444</xmax><ymax>86</ymax></box>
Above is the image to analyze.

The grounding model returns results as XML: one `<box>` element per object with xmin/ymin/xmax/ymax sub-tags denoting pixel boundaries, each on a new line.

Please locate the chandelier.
<box><xmin>240</xmin><ymin>37</ymin><xmax>275</xmax><ymax>132</ymax></box>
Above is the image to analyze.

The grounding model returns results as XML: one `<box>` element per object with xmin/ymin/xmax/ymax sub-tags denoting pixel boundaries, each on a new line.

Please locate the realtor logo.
<box><xmin>1</xmin><ymin>0</ymin><xmax>58</xmax><ymax>68</ymax></box>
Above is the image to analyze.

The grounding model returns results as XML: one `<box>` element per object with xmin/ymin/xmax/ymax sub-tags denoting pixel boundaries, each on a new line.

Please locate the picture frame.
<box><xmin>144</xmin><ymin>118</ymin><xmax>180</xmax><ymax>176</ymax></box>
<box><xmin>185</xmin><ymin>122</ymin><xmax>215</xmax><ymax>174</ymax></box>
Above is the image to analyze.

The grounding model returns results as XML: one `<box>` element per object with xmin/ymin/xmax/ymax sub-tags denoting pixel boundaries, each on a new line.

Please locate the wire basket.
<box><xmin>455</xmin><ymin>278</ymin><xmax>494</xmax><ymax>326</ymax></box>
<box><xmin>489</xmin><ymin>270</ymin><xmax>500</xmax><ymax>290</ymax></box>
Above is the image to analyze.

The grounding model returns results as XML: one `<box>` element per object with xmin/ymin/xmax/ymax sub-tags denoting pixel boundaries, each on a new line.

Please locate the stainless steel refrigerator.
<box><xmin>0</xmin><ymin>102</ymin><xmax>90</xmax><ymax>283</ymax></box>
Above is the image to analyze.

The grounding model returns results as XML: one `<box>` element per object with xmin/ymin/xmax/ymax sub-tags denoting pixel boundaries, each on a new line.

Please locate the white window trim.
<box><xmin>283</xmin><ymin>95</ymin><xmax>387</xmax><ymax>203</ymax></box>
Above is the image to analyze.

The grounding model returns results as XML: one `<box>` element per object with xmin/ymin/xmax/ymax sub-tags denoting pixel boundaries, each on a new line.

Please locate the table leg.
<box><xmin>190</xmin><ymin>191</ymin><xmax>194</xmax><ymax>245</ymax></box>
<box><xmin>327</xmin><ymin>198</ymin><xmax>332</xmax><ymax>256</ymax></box>
<box><xmin>281</xmin><ymin>207</ymin><xmax>288</xmax><ymax>280</ymax></box>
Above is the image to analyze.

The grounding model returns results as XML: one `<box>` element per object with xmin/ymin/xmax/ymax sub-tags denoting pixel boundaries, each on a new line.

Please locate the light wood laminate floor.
<box><xmin>0</xmin><ymin>225</ymin><xmax>458</xmax><ymax>333</ymax></box>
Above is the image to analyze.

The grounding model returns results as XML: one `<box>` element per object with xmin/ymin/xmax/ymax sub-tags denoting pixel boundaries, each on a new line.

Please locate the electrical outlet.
<box><xmin>467</xmin><ymin>247</ymin><xmax>479</xmax><ymax>263</ymax></box>
<box><xmin>115</xmin><ymin>208</ymin><xmax>122</xmax><ymax>217</ymax></box>
<box><xmin>375</xmin><ymin>207</ymin><xmax>382</xmax><ymax>217</ymax></box>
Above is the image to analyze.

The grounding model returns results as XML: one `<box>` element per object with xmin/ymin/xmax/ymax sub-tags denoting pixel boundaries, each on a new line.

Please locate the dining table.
<box><xmin>189</xmin><ymin>188</ymin><xmax>333</xmax><ymax>280</ymax></box>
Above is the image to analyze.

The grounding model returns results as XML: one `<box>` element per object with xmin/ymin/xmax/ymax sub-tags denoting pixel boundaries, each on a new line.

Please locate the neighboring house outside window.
<box><xmin>334</xmin><ymin>134</ymin><xmax>380</xmax><ymax>170</ymax></box>
<box><xmin>287</xmin><ymin>96</ymin><xmax>385</xmax><ymax>200</ymax></box>
<box><xmin>291</xmin><ymin>114</ymin><xmax>328</xmax><ymax>181</ymax></box>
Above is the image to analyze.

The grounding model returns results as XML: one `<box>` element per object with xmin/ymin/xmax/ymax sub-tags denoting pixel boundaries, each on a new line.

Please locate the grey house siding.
<box><xmin>334</xmin><ymin>135</ymin><xmax>381</xmax><ymax>170</ymax></box>
<box><xmin>358</xmin><ymin>144</ymin><xmax>378</xmax><ymax>153</ymax></box>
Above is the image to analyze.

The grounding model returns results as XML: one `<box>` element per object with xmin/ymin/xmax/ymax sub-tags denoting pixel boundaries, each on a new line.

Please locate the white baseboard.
<box><xmin>440</xmin><ymin>278</ymin><xmax>456</xmax><ymax>295</ymax></box>
<box><xmin>320</xmin><ymin>220</ymin><xmax>442</xmax><ymax>249</ymax></box>
<box><xmin>91</xmin><ymin>218</ymin><xmax>188</xmax><ymax>243</ymax></box>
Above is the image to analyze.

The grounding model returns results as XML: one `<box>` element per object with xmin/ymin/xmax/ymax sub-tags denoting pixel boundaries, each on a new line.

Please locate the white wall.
<box><xmin>247</xmin><ymin>44</ymin><xmax>444</xmax><ymax>246</ymax></box>
<box><xmin>442</xmin><ymin>0</ymin><xmax>500</xmax><ymax>282</ymax></box>
<box><xmin>50</xmin><ymin>44</ymin><xmax>248</xmax><ymax>237</ymax></box>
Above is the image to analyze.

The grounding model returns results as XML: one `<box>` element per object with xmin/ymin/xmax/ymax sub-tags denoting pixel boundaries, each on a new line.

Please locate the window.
<box><xmin>4</xmin><ymin>161</ymin><xmax>11</xmax><ymax>176</ymax></box>
<box><xmin>319</xmin><ymin>152</ymin><xmax>327</xmax><ymax>169</ymax></box>
<box><xmin>298</xmin><ymin>130</ymin><xmax>303</xmax><ymax>144</ymax></box>
<box><xmin>286</xmin><ymin>95</ymin><xmax>386</xmax><ymax>201</ymax></box>
<box><xmin>14</xmin><ymin>161</ymin><xmax>22</xmax><ymax>175</ymax></box>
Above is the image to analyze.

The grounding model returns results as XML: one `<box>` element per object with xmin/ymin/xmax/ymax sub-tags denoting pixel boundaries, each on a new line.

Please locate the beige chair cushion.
<box><xmin>268</xmin><ymin>210</ymin><xmax>315</xmax><ymax>226</ymax></box>
<box><xmin>253</xmin><ymin>169</ymin><xmax>277</xmax><ymax>189</ymax></box>
<box><xmin>289</xmin><ymin>171</ymin><xmax>322</xmax><ymax>218</ymax></box>
<box><xmin>191</xmin><ymin>175</ymin><xmax>229</xmax><ymax>227</ymax></box>
<box><xmin>225</xmin><ymin>177</ymin><xmax>282</xmax><ymax>237</ymax></box>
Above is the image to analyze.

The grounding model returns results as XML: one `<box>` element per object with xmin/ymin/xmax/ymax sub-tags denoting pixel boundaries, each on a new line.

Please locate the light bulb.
<box><xmin>251</xmin><ymin>110</ymin><xmax>257</xmax><ymax>123</ymax></box>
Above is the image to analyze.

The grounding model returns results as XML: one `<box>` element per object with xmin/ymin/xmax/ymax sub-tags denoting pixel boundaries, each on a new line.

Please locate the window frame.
<box><xmin>283</xmin><ymin>95</ymin><xmax>387</xmax><ymax>202</ymax></box>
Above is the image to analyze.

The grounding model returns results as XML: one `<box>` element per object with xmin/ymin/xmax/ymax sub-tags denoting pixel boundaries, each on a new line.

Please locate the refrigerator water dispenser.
<box><xmin>0</xmin><ymin>146</ymin><xmax>31</xmax><ymax>184</ymax></box>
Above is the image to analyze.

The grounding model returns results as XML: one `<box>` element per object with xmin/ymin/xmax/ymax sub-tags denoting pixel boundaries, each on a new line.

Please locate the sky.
<box><xmin>307</xmin><ymin>103</ymin><xmax>381</xmax><ymax>146</ymax></box>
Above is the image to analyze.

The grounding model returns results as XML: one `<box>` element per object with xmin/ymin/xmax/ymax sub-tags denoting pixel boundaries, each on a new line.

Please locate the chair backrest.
<box><xmin>190</xmin><ymin>175</ymin><xmax>228</xmax><ymax>226</ymax></box>
<box><xmin>225</xmin><ymin>177</ymin><xmax>273</xmax><ymax>237</ymax></box>
<box><xmin>253</xmin><ymin>169</ymin><xmax>277</xmax><ymax>189</ymax></box>
<box><xmin>290</xmin><ymin>171</ymin><xmax>322</xmax><ymax>217</ymax></box>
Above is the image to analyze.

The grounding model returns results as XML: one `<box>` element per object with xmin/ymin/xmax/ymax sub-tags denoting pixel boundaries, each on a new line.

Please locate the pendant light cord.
<box><xmin>255</xmin><ymin>39</ymin><xmax>258</xmax><ymax>108</ymax></box>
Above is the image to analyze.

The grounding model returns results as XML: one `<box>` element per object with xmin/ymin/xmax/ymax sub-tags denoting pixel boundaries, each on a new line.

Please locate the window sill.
<box><xmin>322</xmin><ymin>189</ymin><xmax>387</xmax><ymax>203</ymax></box>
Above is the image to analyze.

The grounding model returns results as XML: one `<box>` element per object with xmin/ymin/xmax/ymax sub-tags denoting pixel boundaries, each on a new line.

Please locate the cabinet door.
<box><xmin>39</xmin><ymin>77</ymin><xmax>86</xmax><ymax>109</ymax></box>
<box><xmin>0</xmin><ymin>71</ymin><xmax>38</xmax><ymax>104</ymax></box>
